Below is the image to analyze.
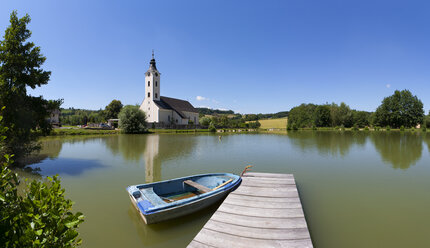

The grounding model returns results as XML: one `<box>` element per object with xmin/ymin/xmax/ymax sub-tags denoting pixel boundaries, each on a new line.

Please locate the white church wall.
<box><xmin>182</xmin><ymin>111</ymin><xmax>199</xmax><ymax>125</ymax></box>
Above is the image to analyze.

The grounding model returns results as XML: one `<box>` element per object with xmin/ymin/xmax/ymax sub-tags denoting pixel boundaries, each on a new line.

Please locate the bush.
<box><xmin>374</xmin><ymin>126</ymin><xmax>380</xmax><ymax>131</ymax></box>
<box><xmin>386</xmin><ymin>125</ymin><xmax>391</xmax><ymax>131</ymax></box>
<box><xmin>118</xmin><ymin>105</ymin><xmax>147</xmax><ymax>134</ymax></box>
<box><xmin>0</xmin><ymin>112</ymin><xmax>84</xmax><ymax>247</ymax></box>
<box><xmin>400</xmin><ymin>125</ymin><xmax>405</xmax><ymax>131</ymax></box>
<box><xmin>208</xmin><ymin>123</ymin><xmax>216</xmax><ymax>132</ymax></box>
<box><xmin>364</xmin><ymin>126</ymin><xmax>369</xmax><ymax>131</ymax></box>
<box><xmin>422</xmin><ymin>126</ymin><xmax>427</xmax><ymax>132</ymax></box>
<box><xmin>352</xmin><ymin>125</ymin><xmax>359</xmax><ymax>131</ymax></box>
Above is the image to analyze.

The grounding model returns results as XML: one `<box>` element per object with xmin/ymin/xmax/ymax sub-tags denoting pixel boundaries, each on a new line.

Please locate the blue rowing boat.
<box><xmin>126</xmin><ymin>173</ymin><xmax>242</xmax><ymax>224</ymax></box>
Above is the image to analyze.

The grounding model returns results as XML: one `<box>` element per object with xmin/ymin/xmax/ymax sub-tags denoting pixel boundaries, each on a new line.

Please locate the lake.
<box><xmin>20</xmin><ymin>131</ymin><xmax>430</xmax><ymax>247</ymax></box>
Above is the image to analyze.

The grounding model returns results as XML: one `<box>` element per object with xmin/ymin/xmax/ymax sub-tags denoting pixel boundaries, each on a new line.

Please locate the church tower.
<box><xmin>145</xmin><ymin>51</ymin><xmax>160</xmax><ymax>101</ymax></box>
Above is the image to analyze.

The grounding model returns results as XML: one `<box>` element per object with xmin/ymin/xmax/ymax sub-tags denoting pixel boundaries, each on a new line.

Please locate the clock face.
<box><xmin>147</xmin><ymin>72</ymin><xmax>151</xmax><ymax>76</ymax></box>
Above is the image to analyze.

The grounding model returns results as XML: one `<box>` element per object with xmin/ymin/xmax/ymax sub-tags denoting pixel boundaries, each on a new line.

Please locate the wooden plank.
<box><xmin>187</xmin><ymin>240</ymin><xmax>213</xmax><ymax>248</ymax></box>
<box><xmin>233</xmin><ymin>186</ymin><xmax>299</xmax><ymax>198</ymax></box>
<box><xmin>184</xmin><ymin>180</ymin><xmax>211</xmax><ymax>193</ymax></box>
<box><xmin>244</xmin><ymin>172</ymin><xmax>294</xmax><ymax>179</ymax></box>
<box><xmin>217</xmin><ymin>203</ymin><xmax>304</xmax><ymax>218</ymax></box>
<box><xmin>226</xmin><ymin>193</ymin><xmax>301</xmax><ymax>203</ymax></box>
<box><xmin>210</xmin><ymin>211</ymin><xmax>309</xmax><ymax>229</ymax></box>
<box><xmin>193</xmin><ymin>228</ymin><xmax>313</xmax><ymax>248</ymax></box>
<box><xmin>222</xmin><ymin>199</ymin><xmax>303</xmax><ymax>209</ymax></box>
<box><xmin>241</xmin><ymin>177</ymin><xmax>296</xmax><ymax>186</ymax></box>
<box><xmin>205</xmin><ymin>220</ymin><xmax>311</xmax><ymax>240</ymax></box>
<box><xmin>213</xmin><ymin>179</ymin><xmax>233</xmax><ymax>190</ymax></box>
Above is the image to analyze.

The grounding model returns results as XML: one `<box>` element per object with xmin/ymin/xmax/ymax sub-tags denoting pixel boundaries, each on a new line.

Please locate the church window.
<box><xmin>148</xmin><ymin>92</ymin><xmax>150</xmax><ymax>97</ymax></box>
<box><xmin>176</xmin><ymin>119</ymin><xmax>178</xmax><ymax>123</ymax></box>
<box><xmin>155</xmin><ymin>81</ymin><xmax>158</xmax><ymax>87</ymax></box>
<box><xmin>155</xmin><ymin>93</ymin><xmax>158</xmax><ymax>98</ymax></box>
<box><xmin>155</xmin><ymin>72</ymin><xmax>158</xmax><ymax>77</ymax></box>
<box><xmin>148</xmin><ymin>81</ymin><xmax>150</xmax><ymax>87</ymax></box>
<box><xmin>147</xmin><ymin>72</ymin><xmax>150</xmax><ymax>76</ymax></box>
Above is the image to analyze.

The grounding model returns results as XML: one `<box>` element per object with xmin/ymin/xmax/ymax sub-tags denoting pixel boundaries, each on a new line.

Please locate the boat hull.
<box><xmin>127</xmin><ymin>173</ymin><xmax>241</xmax><ymax>224</ymax></box>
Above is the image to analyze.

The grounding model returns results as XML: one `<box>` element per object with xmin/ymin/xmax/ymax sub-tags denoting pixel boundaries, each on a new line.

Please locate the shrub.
<box><xmin>375</xmin><ymin>126</ymin><xmax>380</xmax><ymax>131</ymax></box>
<box><xmin>422</xmin><ymin>126</ymin><xmax>427</xmax><ymax>132</ymax></box>
<box><xmin>352</xmin><ymin>125</ymin><xmax>359</xmax><ymax>131</ymax></box>
<box><xmin>118</xmin><ymin>105</ymin><xmax>147</xmax><ymax>134</ymax></box>
<box><xmin>0</xmin><ymin>111</ymin><xmax>84</xmax><ymax>247</ymax></box>
<box><xmin>400</xmin><ymin>125</ymin><xmax>405</xmax><ymax>131</ymax></box>
<box><xmin>312</xmin><ymin>126</ymin><xmax>317</xmax><ymax>131</ymax></box>
<box><xmin>208</xmin><ymin>123</ymin><xmax>216</xmax><ymax>132</ymax></box>
<box><xmin>364</xmin><ymin>126</ymin><xmax>369</xmax><ymax>131</ymax></box>
<box><xmin>386</xmin><ymin>125</ymin><xmax>391</xmax><ymax>131</ymax></box>
<box><xmin>340</xmin><ymin>125</ymin><xmax>345</xmax><ymax>132</ymax></box>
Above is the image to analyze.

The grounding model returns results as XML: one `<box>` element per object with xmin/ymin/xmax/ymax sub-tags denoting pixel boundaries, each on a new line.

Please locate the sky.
<box><xmin>1</xmin><ymin>0</ymin><xmax>429</xmax><ymax>114</ymax></box>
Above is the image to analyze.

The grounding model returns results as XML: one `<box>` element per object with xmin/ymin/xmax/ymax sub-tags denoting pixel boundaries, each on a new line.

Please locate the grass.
<box><xmin>257</xmin><ymin>118</ymin><xmax>288</xmax><ymax>129</ymax></box>
<box><xmin>50</xmin><ymin>128</ymin><xmax>119</xmax><ymax>136</ymax></box>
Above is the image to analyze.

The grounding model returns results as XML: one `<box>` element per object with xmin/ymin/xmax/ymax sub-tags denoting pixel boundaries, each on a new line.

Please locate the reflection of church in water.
<box><xmin>143</xmin><ymin>135</ymin><xmax>162</xmax><ymax>183</ymax></box>
<box><xmin>142</xmin><ymin>135</ymin><xmax>197</xmax><ymax>183</ymax></box>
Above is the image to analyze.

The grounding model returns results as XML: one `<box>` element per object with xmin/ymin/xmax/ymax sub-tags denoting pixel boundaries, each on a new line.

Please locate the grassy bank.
<box><xmin>50</xmin><ymin>128</ymin><xmax>119</xmax><ymax>136</ymax></box>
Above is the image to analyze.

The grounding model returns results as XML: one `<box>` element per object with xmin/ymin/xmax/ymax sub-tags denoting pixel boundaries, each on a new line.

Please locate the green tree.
<box><xmin>199</xmin><ymin>116</ymin><xmax>211</xmax><ymax>127</ymax></box>
<box><xmin>118</xmin><ymin>105</ymin><xmax>147</xmax><ymax>134</ymax></box>
<box><xmin>0</xmin><ymin>11</ymin><xmax>55</xmax><ymax>159</ymax></box>
<box><xmin>104</xmin><ymin>100</ymin><xmax>123</xmax><ymax>120</ymax></box>
<box><xmin>0</xmin><ymin>111</ymin><xmax>84</xmax><ymax>247</ymax></box>
<box><xmin>314</xmin><ymin>105</ymin><xmax>331</xmax><ymax>127</ymax></box>
<box><xmin>330</xmin><ymin>102</ymin><xmax>353</xmax><ymax>128</ymax></box>
<box><xmin>287</xmin><ymin>104</ymin><xmax>317</xmax><ymax>129</ymax></box>
<box><xmin>374</xmin><ymin>90</ymin><xmax>424</xmax><ymax>128</ymax></box>
<box><xmin>352</xmin><ymin>110</ymin><xmax>371</xmax><ymax>128</ymax></box>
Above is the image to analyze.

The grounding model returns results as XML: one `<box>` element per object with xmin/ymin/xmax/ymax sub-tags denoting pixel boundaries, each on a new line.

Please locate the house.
<box><xmin>47</xmin><ymin>108</ymin><xmax>60</xmax><ymax>127</ymax></box>
<box><xmin>139</xmin><ymin>53</ymin><xmax>199</xmax><ymax>125</ymax></box>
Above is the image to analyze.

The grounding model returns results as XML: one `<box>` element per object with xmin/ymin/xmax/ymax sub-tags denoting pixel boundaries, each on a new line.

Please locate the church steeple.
<box><xmin>145</xmin><ymin>51</ymin><xmax>160</xmax><ymax>101</ymax></box>
<box><xmin>149</xmin><ymin>49</ymin><xmax>157</xmax><ymax>71</ymax></box>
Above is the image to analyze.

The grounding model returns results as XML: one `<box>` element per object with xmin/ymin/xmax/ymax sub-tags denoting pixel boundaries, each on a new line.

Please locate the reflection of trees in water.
<box><xmin>21</xmin><ymin>138</ymin><xmax>64</xmax><ymax>166</ymax></box>
<box><xmin>103</xmin><ymin>134</ymin><xmax>197</xmax><ymax>183</ymax></box>
<box><xmin>370</xmin><ymin>132</ymin><xmax>423</xmax><ymax>170</ymax></box>
<box><xmin>288</xmin><ymin>131</ymin><xmax>367</xmax><ymax>157</ymax></box>
<box><xmin>424</xmin><ymin>133</ymin><xmax>430</xmax><ymax>154</ymax></box>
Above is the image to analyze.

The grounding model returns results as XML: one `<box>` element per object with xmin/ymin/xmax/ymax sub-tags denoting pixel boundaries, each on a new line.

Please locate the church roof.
<box><xmin>153</xmin><ymin>96</ymin><xmax>198</xmax><ymax>118</ymax></box>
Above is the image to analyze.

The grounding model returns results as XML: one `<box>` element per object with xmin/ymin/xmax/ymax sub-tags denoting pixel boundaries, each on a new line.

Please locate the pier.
<box><xmin>188</xmin><ymin>172</ymin><xmax>313</xmax><ymax>248</ymax></box>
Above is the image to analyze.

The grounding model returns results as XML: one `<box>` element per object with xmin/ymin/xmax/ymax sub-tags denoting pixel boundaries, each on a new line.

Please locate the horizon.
<box><xmin>1</xmin><ymin>0</ymin><xmax>429</xmax><ymax>114</ymax></box>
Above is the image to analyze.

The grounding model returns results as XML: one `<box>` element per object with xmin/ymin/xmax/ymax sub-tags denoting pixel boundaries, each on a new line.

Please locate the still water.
<box><xmin>21</xmin><ymin>132</ymin><xmax>430</xmax><ymax>247</ymax></box>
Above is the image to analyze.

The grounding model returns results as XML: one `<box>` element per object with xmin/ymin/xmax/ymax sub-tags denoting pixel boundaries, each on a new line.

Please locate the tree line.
<box><xmin>287</xmin><ymin>90</ymin><xmax>425</xmax><ymax>130</ymax></box>
<box><xmin>60</xmin><ymin>100</ymin><xmax>123</xmax><ymax>125</ymax></box>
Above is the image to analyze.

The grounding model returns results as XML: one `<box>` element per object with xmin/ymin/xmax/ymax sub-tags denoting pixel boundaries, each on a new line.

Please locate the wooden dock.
<box><xmin>188</xmin><ymin>172</ymin><xmax>313</xmax><ymax>248</ymax></box>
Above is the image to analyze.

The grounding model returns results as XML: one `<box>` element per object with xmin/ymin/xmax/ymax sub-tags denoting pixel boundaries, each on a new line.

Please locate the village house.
<box><xmin>139</xmin><ymin>54</ymin><xmax>199</xmax><ymax>126</ymax></box>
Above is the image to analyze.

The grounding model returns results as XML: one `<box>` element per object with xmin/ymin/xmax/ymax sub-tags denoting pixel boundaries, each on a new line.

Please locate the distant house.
<box><xmin>48</xmin><ymin>109</ymin><xmax>60</xmax><ymax>127</ymax></box>
<box><xmin>139</xmin><ymin>54</ymin><xmax>199</xmax><ymax>125</ymax></box>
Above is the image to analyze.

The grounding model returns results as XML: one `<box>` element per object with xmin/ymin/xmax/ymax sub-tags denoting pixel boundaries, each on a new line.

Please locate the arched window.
<box><xmin>155</xmin><ymin>93</ymin><xmax>158</xmax><ymax>98</ymax></box>
<box><xmin>148</xmin><ymin>81</ymin><xmax>150</xmax><ymax>87</ymax></box>
<box><xmin>148</xmin><ymin>92</ymin><xmax>150</xmax><ymax>97</ymax></box>
<box><xmin>155</xmin><ymin>81</ymin><xmax>158</xmax><ymax>87</ymax></box>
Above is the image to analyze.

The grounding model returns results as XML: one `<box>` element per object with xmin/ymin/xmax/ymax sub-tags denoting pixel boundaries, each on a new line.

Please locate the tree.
<box><xmin>330</xmin><ymin>102</ymin><xmax>353</xmax><ymax>128</ymax></box>
<box><xmin>287</xmin><ymin>104</ymin><xmax>317</xmax><ymax>129</ymax></box>
<box><xmin>118</xmin><ymin>105</ymin><xmax>147</xmax><ymax>134</ymax></box>
<box><xmin>104</xmin><ymin>100</ymin><xmax>123</xmax><ymax>120</ymax></box>
<box><xmin>199</xmin><ymin>117</ymin><xmax>211</xmax><ymax>127</ymax></box>
<box><xmin>373</xmin><ymin>90</ymin><xmax>424</xmax><ymax>128</ymax></box>
<box><xmin>0</xmin><ymin>11</ymin><xmax>55</xmax><ymax>159</ymax></box>
<box><xmin>314</xmin><ymin>105</ymin><xmax>331</xmax><ymax>127</ymax></box>
<box><xmin>0</xmin><ymin>111</ymin><xmax>84</xmax><ymax>247</ymax></box>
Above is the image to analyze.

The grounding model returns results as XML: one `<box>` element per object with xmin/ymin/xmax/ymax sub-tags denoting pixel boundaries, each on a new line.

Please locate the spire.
<box><xmin>149</xmin><ymin>50</ymin><xmax>157</xmax><ymax>71</ymax></box>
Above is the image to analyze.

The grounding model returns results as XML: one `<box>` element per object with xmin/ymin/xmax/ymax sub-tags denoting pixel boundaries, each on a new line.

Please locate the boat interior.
<box><xmin>137</xmin><ymin>175</ymin><xmax>235</xmax><ymax>206</ymax></box>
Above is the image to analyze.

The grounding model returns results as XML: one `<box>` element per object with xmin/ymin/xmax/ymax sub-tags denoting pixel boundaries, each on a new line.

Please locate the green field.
<box><xmin>258</xmin><ymin>118</ymin><xmax>288</xmax><ymax>129</ymax></box>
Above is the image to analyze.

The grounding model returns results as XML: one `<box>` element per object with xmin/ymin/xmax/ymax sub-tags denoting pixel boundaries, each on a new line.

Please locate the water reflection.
<box><xmin>370</xmin><ymin>132</ymin><xmax>423</xmax><ymax>170</ymax></box>
<box><xmin>103</xmin><ymin>134</ymin><xmax>197</xmax><ymax>183</ymax></box>
<box><xmin>287</xmin><ymin>131</ymin><xmax>367</xmax><ymax>157</ymax></box>
<box><xmin>28</xmin><ymin>158</ymin><xmax>105</xmax><ymax>176</ymax></box>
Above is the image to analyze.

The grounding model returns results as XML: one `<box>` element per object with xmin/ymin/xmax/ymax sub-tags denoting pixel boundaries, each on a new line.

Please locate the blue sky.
<box><xmin>1</xmin><ymin>0</ymin><xmax>429</xmax><ymax>114</ymax></box>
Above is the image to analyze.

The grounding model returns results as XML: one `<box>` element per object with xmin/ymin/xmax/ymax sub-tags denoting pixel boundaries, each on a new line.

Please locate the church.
<box><xmin>139</xmin><ymin>54</ymin><xmax>199</xmax><ymax>125</ymax></box>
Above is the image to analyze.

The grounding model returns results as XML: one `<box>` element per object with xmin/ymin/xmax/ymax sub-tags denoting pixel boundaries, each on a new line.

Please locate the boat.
<box><xmin>126</xmin><ymin>173</ymin><xmax>242</xmax><ymax>224</ymax></box>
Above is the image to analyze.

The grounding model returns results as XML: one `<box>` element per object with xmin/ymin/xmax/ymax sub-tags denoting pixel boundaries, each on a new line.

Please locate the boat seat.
<box><xmin>184</xmin><ymin>180</ymin><xmax>212</xmax><ymax>193</ymax></box>
<box><xmin>140</xmin><ymin>187</ymin><xmax>167</xmax><ymax>206</ymax></box>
